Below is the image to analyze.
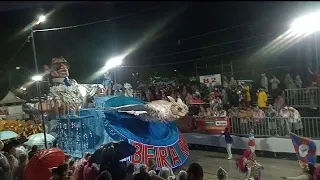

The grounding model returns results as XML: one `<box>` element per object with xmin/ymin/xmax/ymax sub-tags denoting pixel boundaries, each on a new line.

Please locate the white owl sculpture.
<box><xmin>110</xmin><ymin>96</ymin><xmax>189</xmax><ymax>122</ymax></box>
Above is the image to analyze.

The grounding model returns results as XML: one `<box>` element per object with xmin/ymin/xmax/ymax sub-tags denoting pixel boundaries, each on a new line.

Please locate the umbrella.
<box><xmin>90</xmin><ymin>141</ymin><xmax>136</xmax><ymax>164</ymax></box>
<box><xmin>190</xmin><ymin>99</ymin><xmax>205</xmax><ymax>105</ymax></box>
<box><xmin>0</xmin><ymin>131</ymin><xmax>18</xmax><ymax>140</ymax></box>
<box><xmin>24</xmin><ymin>133</ymin><xmax>55</xmax><ymax>146</ymax></box>
<box><xmin>24</xmin><ymin>148</ymin><xmax>65</xmax><ymax>180</ymax></box>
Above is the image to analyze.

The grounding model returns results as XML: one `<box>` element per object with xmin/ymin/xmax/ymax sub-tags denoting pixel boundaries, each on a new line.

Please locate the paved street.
<box><xmin>177</xmin><ymin>150</ymin><xmax>302</xmax><ymax>180</ymax></box>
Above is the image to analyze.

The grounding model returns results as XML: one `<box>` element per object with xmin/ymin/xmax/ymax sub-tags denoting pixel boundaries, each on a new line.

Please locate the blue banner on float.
<box><xmin>128</xmin><ymin>134</ymin><xmax>189</xmax><ymax>169</ymax></box>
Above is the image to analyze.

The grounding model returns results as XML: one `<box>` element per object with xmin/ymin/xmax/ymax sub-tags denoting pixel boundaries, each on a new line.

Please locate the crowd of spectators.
<box><xmin>0</xmin><ymin>139</ymin><xmax>208</xmax><ymax>180</ymax></box>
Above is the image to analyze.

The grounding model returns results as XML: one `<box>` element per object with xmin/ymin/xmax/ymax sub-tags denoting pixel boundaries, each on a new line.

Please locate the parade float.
<box><xmin>21</xmin><ymin>57</ymin><xmax>189</xmax><ymax>169</ymax></box>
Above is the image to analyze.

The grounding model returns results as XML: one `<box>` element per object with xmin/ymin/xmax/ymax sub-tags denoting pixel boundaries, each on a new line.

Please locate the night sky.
<box><xmin>1</xmin><ymin>1</ymin><xmax>320</xmax><ymax>97</ymax></box>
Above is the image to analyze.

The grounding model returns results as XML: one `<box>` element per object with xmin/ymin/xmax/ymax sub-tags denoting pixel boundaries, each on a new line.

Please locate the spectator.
<box><xmin>186</xmin><ymin>163</ymin><xmax>203</xmax><ymax>180</ymax></box>
<box><xmin>83</xmin><ymin>157</ymin><xmax>99</xmax><ymax>180</ymax></box>
<box><xmin>148</xmin><ymin>170</ymin><xmax>157</xmax><ymax>176</ymax></box>
<box><xmin>133</xmin><ymin>165</ymin><xmax>151</xmax><ymax>180</ymax></box>
<box><xmin>57</xmin><ymin>162</ymin><xmax>75</xmax><ymax>180</ymax></box>
<box><xmin>274</xmin><ymin>91</ymin><xmax>285</xmax><ymax>113</ymax></box>
<box><xmin>68</xmin><ymin>159</ymin><xmax>75</xmax><ymax>175</ymax></box>
<box><xmin>261</xmin><ymin>73</ymin><xmax>268</xmax><ymax>93</ymax></box>
<box><xmin>257</xmin><ymin>88</ymin><xmax>267</xmax><ymax>109</ymax></box>
<box><xmin>0</xmin><ymin>140</ymin><xmax>10</xmax><ymax>180</ymax></box>
<box><xmin>176</xmin><ymin>170</ymin><xmax>187</xmax><ymax>180</ymax></box>
<box><xmin>96</xmin><ymin>170</ymin><xmax>112</xmax><ymax>180</ymax></box>
<box><xmin>12</xmin><ymin>153</ymin><xmax>28</xmax><ymax>180</ymax></box>
<box><xmin>147</xmin><ymin>159</ymin><xmax>156</xmax><ymax>172</ymax></box>
<box><xmin>265</xmin><ymin>105</ymin><xmax>278</xmax><ymax>136</ymax></box>
<box><xmin>73</xmin><ymin>153</ymin><xmax>91</xmax><ymax>180</ymax></box>
<box><xmin>158</xmin><ymin>167</ymin><xmax>171</xmax><ymax>180</ymax></box>
<box><xmin>28</xmin><ymin>145</ymin><xmax>38</xmax><ymax>160</ymax></box>
<box><xmin>50</xmin><ymin>167</ymin><xmax>59</xmax><ymax>180</ymax></box>
<box><xmin>124</xmin><ymin>163</ymin><xmax>135</xmax><ymax>180</ymax></box>
<box><xmin>4</xmin><ymin>140</ymin><xmax>19</xmax><ymax>177</ymax></box>
<box><xmin>270</xmin><ymin>75</ymin><xmax>280</xmax><ymax>98</ymax></box>
<box><xmin>295</xmin><ymin>75</ymin><xmax>302</xmax><ymax>88</ymax></box>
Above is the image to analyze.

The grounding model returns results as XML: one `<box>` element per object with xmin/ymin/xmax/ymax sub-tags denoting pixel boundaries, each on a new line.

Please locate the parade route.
<box><xmin>178</xmin><ymin>150</ymin><xmax>303</xmax><ymax>180</ymax></box>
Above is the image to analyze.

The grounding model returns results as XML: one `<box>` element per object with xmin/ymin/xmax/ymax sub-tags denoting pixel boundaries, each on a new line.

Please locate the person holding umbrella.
<box><xmin>0</xmin><ymin>140</ymin><xmax>10</xmax><ymax>180</ymax></box>
<box><xmin>3</xmin><ymin>139</ymin><xmax>20</xmax><ymax>178</ymax></box>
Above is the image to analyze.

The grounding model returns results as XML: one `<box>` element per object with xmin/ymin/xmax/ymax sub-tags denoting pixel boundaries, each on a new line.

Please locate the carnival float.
<box><xmin>12</xmin><ymin>57</ymin><xmax>190</xmax><ymax>169</ymax></box>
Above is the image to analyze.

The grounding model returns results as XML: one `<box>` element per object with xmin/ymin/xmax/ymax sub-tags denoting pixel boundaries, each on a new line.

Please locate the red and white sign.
<box><xmin>199</xmin><ymin>74</ymin><xmax>222</xmax><ymax>87</ymax></box>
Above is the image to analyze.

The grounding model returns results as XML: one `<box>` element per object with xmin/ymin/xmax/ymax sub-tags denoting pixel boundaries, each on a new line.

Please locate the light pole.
<box><xmin>291</xmin><ymin>11</ymin><xmax>320</xmax><ymax>71</ymax></box>
<box><xmin>30</xmin><ymin>15</ymin><xmax>48</xmax><ymax>149</ymax></box>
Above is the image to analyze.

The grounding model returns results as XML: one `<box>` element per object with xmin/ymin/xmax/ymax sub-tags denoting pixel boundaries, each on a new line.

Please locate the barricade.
<box><xmin>284</xmin><ymin>87</ymin><xmax>320</xmax><ymax>107</ymax></box>
<box><xmin>230</xmin><ymin>117</ymin><xmax>320</xmax><ymax>139</ymax></box>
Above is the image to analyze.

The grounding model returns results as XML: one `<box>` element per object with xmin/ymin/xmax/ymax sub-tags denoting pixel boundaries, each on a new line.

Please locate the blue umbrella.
<box><xmin>0</xmin><ymin>131</ymin><xmax>18</xmax><ymax>140</ymax></box>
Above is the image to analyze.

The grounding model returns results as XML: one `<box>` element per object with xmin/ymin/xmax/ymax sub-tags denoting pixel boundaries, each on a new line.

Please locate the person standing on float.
<box><xmin>248</xmin><ymin>128</ymin><xmax>256</xmax><ymax>154</ymax></box>
<box><xmin>220</xmin><ymin>127</ymin><xmax>233</xmax><ymax>160</ymax></box>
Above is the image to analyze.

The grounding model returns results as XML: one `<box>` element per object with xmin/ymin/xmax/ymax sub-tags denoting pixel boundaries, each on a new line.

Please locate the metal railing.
<box><xmin>230</xmin><ymin>117</ymin><xmax>320</xmax><ymax>139</ymax></box>
<box><xmin>284</xmin><ymin>87</ymin><xmax>320</xmax><ymax>107</ymax></box>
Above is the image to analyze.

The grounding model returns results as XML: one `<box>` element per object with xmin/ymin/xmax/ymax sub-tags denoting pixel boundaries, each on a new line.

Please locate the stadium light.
<box><xmin>31</xmin><ymin>75</ymin><xmax>43</xmax><ymax>82</ymax></box>
<box><xmin>104</xmin><ymin>55</ymin><xmax>124</xmax><ymax>71</ymax></box>
<box><xmin>291</xmin><ymin>11</ymin><xmax>320</xmax><ymax>33</ymax></box>
<box><xmin>36</xmin><ymin>15</ymin><xmax>46</xmax><ymax>25</ymax></box>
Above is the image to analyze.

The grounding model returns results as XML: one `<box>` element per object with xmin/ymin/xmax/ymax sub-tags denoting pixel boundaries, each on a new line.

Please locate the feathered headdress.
<box><xmin>216</xmin><ymin>167</ymin><xmax>228</xmax><ymax>180</ymax></box>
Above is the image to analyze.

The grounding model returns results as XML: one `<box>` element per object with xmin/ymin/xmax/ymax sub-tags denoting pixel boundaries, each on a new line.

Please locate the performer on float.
<box><xmin>236</xmin><ymin>149</ymin><xmax>263</xmax><ymax>180</ymax></box>
<box><xmin>112</xmin><ymin>83</ymin><xmax>122</xmax><ymax>96</ymax></box>
<box><xmin>102</xmin><ymin>71</ymin><xmax>113</xmax><ymax>96</ymax></box>
<box><xmin>124</xmin><ymin>83</ymin><xmax>133</xmax><ymax>97</ymax></box>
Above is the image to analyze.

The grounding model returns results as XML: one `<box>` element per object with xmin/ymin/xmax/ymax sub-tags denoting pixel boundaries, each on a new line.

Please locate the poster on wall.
<box><xmin>199</xmin><ymin>74</ymin><xmax>222</xmax><ymax>87</ymax></box>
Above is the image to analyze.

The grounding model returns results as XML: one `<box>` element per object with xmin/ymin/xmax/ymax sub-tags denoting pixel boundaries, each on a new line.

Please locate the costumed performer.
<box><xmin>219</xmin><ymin>127</ymin><xmax>233</xmax><ymax>160</ymax></box>
<box><xmin>281</xmin><ymin>133</ymin><xmax>317</xmax><ymax>180</ymax></box>
<box><xmin>102</xmin><ymin>71</ymin><xmax>113</xmax><ymax>96</ymax></box>
<box><xmin>236</xmin><ymin>149</ymin><xmax>263</xmax><ymax>180</ymax></box>
<box><xmin>216</xmin><ymin>167</ymin><xmax>228</xmax><ymax>180</ymax></box>
<box><xmin>248</xmin><ymin>129</ymin><xmax>256</xmax><ymax>154</ymax></box>
<box><xmin>281</xmin><ymin>162</ymin><xmax>315</xmax><ymax>180</ymax></box>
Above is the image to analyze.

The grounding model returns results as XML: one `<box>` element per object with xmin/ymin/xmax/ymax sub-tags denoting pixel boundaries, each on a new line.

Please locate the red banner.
<box><xmin>177</xmin><ymin>116</ymin><xmax>230</xmax><ymax>134</ymax></box>
<box><xmin>129</xmin><ymin>135</ymin><xmax>189</xmax><ymax>169</ymax></box>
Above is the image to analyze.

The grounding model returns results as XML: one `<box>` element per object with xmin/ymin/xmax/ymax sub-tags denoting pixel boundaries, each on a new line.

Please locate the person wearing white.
<box><xmin>220</xmin><ymin>128</ymin><xmax>233</xmax><ymax>160</ymax></box>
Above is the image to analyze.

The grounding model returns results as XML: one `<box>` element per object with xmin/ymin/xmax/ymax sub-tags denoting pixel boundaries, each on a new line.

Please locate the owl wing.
<box><xmin>106</xmin><ymin>104</ymin><xmax>148</xmax><ymax>116</ymax></box>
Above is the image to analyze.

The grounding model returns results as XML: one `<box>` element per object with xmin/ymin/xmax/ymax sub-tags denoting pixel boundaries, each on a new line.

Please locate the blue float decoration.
<box><xmin>49</xmin><ymin>96</ymin><xmax>189</xmax><ymax>168</ymax></box>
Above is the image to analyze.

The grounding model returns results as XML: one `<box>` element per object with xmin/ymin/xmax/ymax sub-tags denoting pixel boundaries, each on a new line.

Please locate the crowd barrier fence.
<box><xmin>284</xmin><ymin>87</ymin><xmax>320</xmax><ymax>108</ymax></box>
<box><xmin>230</xmin><ymin>117</ymin><xmax>320</xmax><ymax>139</ymax></box>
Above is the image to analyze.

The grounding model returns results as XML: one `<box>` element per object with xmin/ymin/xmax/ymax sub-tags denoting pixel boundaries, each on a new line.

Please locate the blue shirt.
<box><xmin>222</xmin><ymin>132</ymin><xmax>233</xmax><ymax>144</ymax></box>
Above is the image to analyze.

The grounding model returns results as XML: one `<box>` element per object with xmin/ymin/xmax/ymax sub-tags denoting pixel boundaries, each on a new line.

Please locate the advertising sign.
<box><xmin>128</xmin><ymin>135</ymin><xmax>189</xmax><ymax>169</ymax></box>
<box><xmin>199</xmin><ymin>74</ymin><xmax>222</xmax><ymax>87</ymax></box>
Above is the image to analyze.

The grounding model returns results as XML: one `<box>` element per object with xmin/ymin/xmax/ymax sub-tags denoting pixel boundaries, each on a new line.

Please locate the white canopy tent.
<box><xmin>0</xmin><ymin>91</ymin><xmax>25</xmax><ymax>106</ymax></box>
<box><xmin>0</xmin><ymin>91</ymin><xmax>26</xmax><ymax>120</ymax></box>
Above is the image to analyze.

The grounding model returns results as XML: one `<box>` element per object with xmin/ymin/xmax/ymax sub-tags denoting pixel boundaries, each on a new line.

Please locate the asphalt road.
<box><xmin>176</xmin><ymin>150</ymin><xmax>302</xmax><ymax>180</ymax></box>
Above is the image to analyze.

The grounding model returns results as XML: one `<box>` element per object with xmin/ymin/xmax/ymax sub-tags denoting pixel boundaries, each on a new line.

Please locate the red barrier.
<box><xmin>178</xmin><ymin>116</ymin><xmax>230</xmax><ymax>134</ymax></box>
